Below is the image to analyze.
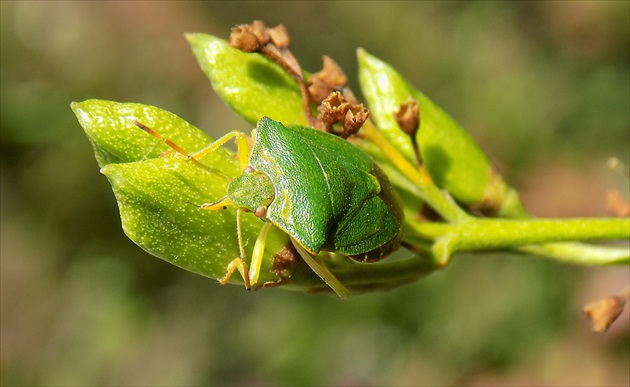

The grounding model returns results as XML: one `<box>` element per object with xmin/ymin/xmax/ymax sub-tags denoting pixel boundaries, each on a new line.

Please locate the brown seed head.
<box><xmin>229</xmin><ymin>20</ymin><xmax>270</xmax><ymax>52</ymax></box>
<box><xmin>395</xmin><ymin>98</ymin><xmax>420</xmax><ymax>137</ymax></box>
<box><xmin>343</xmin><ymin>103</ymin><xmax>369</xmax><ymax>136</ymax></box>
<box><xmin>318</xmin><ymin>91</ymin><xmax>350</xmax><ymax>127</ymax></box>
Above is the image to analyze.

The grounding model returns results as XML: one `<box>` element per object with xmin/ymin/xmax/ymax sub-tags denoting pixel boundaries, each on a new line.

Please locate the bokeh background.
<box><xmin>1</xmin><ymin>1</ymin><xmax>629</xmax><ymax>386</ymax></box>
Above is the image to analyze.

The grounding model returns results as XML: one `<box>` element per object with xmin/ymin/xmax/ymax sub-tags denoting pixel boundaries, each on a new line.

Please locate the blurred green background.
<box><xmin>1</xmin><ymin>1</ymin><xmax>628</xmax><ymax>386</ymax></box>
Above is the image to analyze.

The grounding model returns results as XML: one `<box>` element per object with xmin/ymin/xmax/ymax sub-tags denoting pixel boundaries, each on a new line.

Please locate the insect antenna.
<box><xmin>132</xmin><ymin>121</ymin><xmax>231</xmax><ymax>180</ymax></box>
<box><xmin>133</xmin><ymin>121</ymin><xmax>190</xmax><ymax>156</ymax></box>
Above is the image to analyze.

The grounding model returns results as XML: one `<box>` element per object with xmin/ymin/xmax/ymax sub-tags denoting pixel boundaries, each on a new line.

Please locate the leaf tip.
<box><xmin>99</xmin><ymin>166</ymin><xmax>108</xmax><ymax>176</ymax></box>
<box><xmin>70</xmin><ymin>100</ymin><xmax>84</xmax><ymax>116</ymax></box>
<box><xmin>185</xmin><ymin>32</ymin><xmax>216</xmax><ymax>50</ymax></box>
<box><xmin>184</xmin><ymin>32</ymin><xmax>197</xmax><ymax>44</ymax></box>
<box><xmin>70</xmin><ymin>100</ymin><xmax>92</xmax><ymax>129</ymax></box>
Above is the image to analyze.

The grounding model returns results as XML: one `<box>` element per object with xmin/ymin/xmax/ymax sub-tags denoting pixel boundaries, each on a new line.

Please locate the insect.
<box><xmin>134</xmin><ymin>117</ymin><xmax>404</xmax><ymax>298</ymax></box>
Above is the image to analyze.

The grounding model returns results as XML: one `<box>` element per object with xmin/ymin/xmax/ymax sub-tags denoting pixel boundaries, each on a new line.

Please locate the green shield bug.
<box><xmin>134</xmin><ymin>117</ymin><xmax>403</xmax><ymax>298</ymax></box>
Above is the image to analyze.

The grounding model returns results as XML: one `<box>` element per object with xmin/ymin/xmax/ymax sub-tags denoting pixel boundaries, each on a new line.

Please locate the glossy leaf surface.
<box><xmin>72</xmin><ymin>100</ymin><xmax>287</xmax><ymax>284</ymax></box>
<box><xmin>187</xmin><ymin>33</ymin><xmax>306</xmax><ymax>126</ymax></box>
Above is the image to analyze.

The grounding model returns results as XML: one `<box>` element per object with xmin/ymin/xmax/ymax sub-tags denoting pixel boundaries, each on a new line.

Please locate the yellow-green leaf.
<box><xmin>187</xmin><ymin>33</ymin><xmax>306</xmax><ymax>126</ymax></box>
<box><xmin>358</xmin><ymin>48</ymin><xmax>493</xmax><ymax>205</ymax></box>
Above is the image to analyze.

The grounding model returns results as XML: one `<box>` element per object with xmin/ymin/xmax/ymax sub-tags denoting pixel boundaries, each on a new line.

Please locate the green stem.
<box><xmin>408</xmin><ymin>217</ymin><xmax>630</xmax><ymax>265</ymax></box>
<box><xmin>517</xmin><ymin>243</ymin><xmax>629</xmax><ymax>265</ymax></box>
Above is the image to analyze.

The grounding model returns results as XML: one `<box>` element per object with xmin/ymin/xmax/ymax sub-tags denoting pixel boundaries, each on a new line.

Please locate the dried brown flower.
<box><xmin>308</xmin><ymin>56</ymin><xmax>348</xmax><ymax>104</ymax></box>
<box><xmin>584</xmin><ymin>288</ymin><xmax>629</xmax><ymax>333</ymax></box>
<box><xmin>395</xmin><ymin>98</ymin><xmax>420</xmax><ymax>137</ymax></box>
<box><xmin>318</xmin><ymin>91</ymin><xmax>350</xmax><ymax>128</ymax></box>
<box><xmin>268</xmin><ymin>24</ymin><xmax>290</xmax><ymax>49</ymax></box>
<box><xmin>228</xmin><ymin>20</ymin><xmax>270</xmax><ymax>52</ymax></box>
<box><xmin>343</xmin><ymin>104</ymin><xmax>369</xmax><ymax>136</ymax></box>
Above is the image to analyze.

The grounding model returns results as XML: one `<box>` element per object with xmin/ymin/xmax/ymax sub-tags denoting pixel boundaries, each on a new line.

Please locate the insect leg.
<box><xmin>191</xmin><ymin>130</ymin><xmax>251</xmax><ymax>171</ymax></box>
<box><xmin>291</xmin><ymin>240</ymin><xmax>349</xmax><ymax>299</ymax></box>
<box><xmin>219</xmin><ymin>258</ymin><xmax>250</xmax><ymax>289</ymax></box>
<box><xmin>218</xmin><ymin>207</ymin><xmax>251</xmax><ymax>289</ymax></box>
<box><xmin>248</xmin><ymin>222</ymin><xmax>273</xmax><ymax>287</ymax></box>
<box><xmin>207</xmin><ymin>199</ymin><xmax>271</xmax><ymax>289</ymax></box>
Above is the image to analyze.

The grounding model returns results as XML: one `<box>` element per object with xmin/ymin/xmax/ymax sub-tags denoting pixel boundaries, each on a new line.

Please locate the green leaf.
<box><xmin>72</xmin><ymin>99</ymin><xmax>287</xmax><ymax>284</ymax></box>
<box><xmin>186</xmin><ymin>33</ymin><xmax>306</xmax><ymax>126</ymax></box>
<box><xmin>101</xmin><ymin>157</ymin><xmax>288</xmax><ymax>283</ymax></box>
<box><xmin>358</xmin><ymin>48</ymin><xmax>492</xmax><ymax>205</ymax></box>
<box><xmin>71</xmin><ymin>99</ymin><xmax>221</xmax><ymax>168</ymax></box>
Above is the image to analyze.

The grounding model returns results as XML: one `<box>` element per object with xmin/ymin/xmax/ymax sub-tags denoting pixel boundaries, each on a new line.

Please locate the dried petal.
<box><xmin>308</xmin><ymin>56</ymin><xmax>348</xmax><ymax>104</ymax></box>
<box><xmin>584</xmin><ymin>292</ymin><xmax>628</xmax><ymax>333</ymax></box>
<box><xmin>343</xmin><ymin>104</ymin><xmax>369</xmax><ymax>136</ymax></box>
<box><xmin>250</xmin><ymin>20</ymin><xmax>270</xmax><ymax>44</ymax></box>
<box><xmin>268</xmin><ymin>24</ymin><xmax>290</xmax><ymax>49</ymax></box>
<box><xmin>319</xmin><ymin>56</ymin><xmax>347</xmax><ymax>88</ymax></box>
<box><xmin>308</xmin><ymin>78</ymin><xmax>333</xmax><ymax>105</ymax></box>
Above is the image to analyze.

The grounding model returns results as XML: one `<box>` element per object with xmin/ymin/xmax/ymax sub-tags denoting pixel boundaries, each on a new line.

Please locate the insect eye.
<box><xmin>254</xmin><ymin>206</ymin><xmax>267</xmax><ymax>218</ymax></box>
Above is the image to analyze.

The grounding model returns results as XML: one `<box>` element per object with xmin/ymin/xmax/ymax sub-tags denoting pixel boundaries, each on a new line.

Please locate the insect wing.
<box><xmin>331</xmin><ymin>163</ymin><xmax>403</xmax><ymax>260</ymax></box>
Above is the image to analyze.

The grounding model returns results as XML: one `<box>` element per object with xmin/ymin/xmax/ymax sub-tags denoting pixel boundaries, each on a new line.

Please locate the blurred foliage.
<box><xmin>1</xmin><ymin>1</ymin><xmax>628</xmax><ymax>386</ymax></box>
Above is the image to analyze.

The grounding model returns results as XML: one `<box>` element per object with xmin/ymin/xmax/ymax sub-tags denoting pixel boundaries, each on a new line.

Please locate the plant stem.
<box><xmin>517</xmin><ymin>243</ymin><xmax>629</xmax><ymax>265</ymax></box>
<box><xmin>493</xmin><ymin>182</ymin><xmax>629</xmax><ymax>265</ymax></box>
<box><xmin>407</xmin><ymin>217</ymin><xmax>630</xmax><ymax>265</ymax></box>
